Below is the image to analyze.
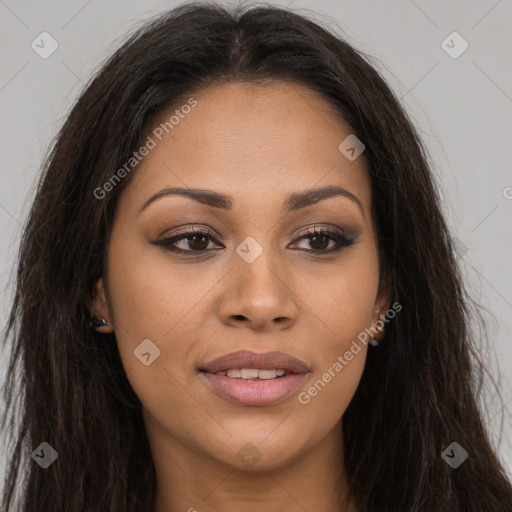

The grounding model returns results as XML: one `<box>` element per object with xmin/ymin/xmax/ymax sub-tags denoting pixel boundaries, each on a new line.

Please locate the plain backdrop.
<box><xmin>1</xmin><ymin>0</ymin><xmax>511</xmax><ymax>492</ymax></box>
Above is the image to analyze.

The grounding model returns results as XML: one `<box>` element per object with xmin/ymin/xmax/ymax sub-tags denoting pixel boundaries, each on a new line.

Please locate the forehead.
<box><xmin>118</xmin><ymin>80</ymin><xmax>372</xmax><ymax>216</ymax></box>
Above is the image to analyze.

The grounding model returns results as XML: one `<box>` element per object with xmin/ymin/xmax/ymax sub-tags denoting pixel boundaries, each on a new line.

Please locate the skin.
<box><xmin>91</xmin><ymin>80</ymin><xmax>390</xmax><ymax>512</ymax></box>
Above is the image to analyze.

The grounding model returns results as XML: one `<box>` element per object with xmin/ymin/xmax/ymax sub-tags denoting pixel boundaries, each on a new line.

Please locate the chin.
<box><xmin>207</xmin><ymin>430</ymin><xmax>310</xmax><ymax>471</ymax></box>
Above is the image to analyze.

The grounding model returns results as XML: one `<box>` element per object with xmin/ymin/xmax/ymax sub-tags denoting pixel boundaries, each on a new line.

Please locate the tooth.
<box><xmin>241</xmin><ymin>368</ymin><xmax>259</xmax><ymax>379</ymax></box>
<box><xmin>223</xmin><ymin>368</ymin><xmax>288</xmax><ymax>379</ymax></box>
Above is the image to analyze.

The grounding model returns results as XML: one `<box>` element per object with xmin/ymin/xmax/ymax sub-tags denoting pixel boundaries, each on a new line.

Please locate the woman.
<box><xmin>2</xmin><ymin>2</ymin><xmax>511</xmax><ymax>511</ymax></box>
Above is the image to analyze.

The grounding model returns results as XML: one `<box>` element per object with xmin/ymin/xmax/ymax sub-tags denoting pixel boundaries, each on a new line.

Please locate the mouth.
<box><xmin>199</xmin><ymin>350</ymin><xmax>310</xmax><ymax>406</ymax></box>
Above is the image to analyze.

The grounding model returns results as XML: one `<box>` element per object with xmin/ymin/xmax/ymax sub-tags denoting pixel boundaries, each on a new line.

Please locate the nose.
<box><xmin>217</xmin><ymin>246</ymin><xmax>299</xmax><ymax>332</ymax></box>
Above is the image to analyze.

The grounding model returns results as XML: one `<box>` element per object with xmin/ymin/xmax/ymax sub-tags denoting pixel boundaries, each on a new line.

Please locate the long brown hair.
<box><xmin>2</xmin><ymin>2</ymin><xmax>512</xmax><ymax>511</ymax></box>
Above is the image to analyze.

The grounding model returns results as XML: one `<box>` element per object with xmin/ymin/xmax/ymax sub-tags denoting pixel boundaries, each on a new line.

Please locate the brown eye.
<box><xmin>308</xmin><ymin>232</ymin><xmax>331</xmax><ymax>251</ymax></box>
<box><xmin>185</xmin><ymin>233</ymin><xmax>210</xmax><ymax>251</ymax></box>
<box><xmin>291</xmin><ymin>227</ymin><xmax>356</xmax><ymax>253</ymax></box>
<box><xmin>154</xmin><ymin>228</ymin><xmax>222</xmax><ymax>254</ymax></box>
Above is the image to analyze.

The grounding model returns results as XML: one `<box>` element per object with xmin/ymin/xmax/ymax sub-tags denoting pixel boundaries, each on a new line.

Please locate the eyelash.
<box><xmin>153</xmin><ymin>226</ymin><xmax>357</xmax><ymax>256</ymax></box>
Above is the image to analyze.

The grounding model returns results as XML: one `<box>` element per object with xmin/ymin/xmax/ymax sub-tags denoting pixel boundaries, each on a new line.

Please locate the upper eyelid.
<box><xmin>161</xmin><ymin>226</ymin><xmax>352</xmax><ymax>249</ymax></box>
<box><xmin>163</xmin><ymin>225</ymin><xmax>345</xmax><ymax>239</ymax></box>
<box><xmin>294</xmin><ymin>225</ymin><xmax>345</xmax><ymax>238</ymax></box>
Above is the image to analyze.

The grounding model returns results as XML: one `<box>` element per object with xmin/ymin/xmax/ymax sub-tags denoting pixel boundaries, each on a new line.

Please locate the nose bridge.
<box><xmin>217</xmin><ymin>234</ymin><xmax>299</xmax><ymax>329</ymax></box>
<box><xmin>235</xmin><ymin>234</ymin><xmax>287</xmax><ymax>302</ymax></box>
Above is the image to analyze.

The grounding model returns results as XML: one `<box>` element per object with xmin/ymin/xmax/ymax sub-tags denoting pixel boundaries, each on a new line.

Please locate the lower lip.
<box><xmin>201</xmin><ymin>372</ymin><xmax>307</xmax><ymax>406</ymax></box>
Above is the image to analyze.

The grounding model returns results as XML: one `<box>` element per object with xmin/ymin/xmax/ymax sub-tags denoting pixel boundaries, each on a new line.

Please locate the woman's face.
<box><xmin>93</xmin><ymin>80</ymin><xmax>389</xmax><ymax>473</ymax></box>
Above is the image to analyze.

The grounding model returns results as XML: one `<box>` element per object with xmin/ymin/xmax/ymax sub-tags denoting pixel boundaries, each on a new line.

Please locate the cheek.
<box><xmin>294</xmin><ymin>273</ymin><xmax>373</xmax><ymax>434</ymax></box>
<box><xmin>105</xmin><ymin>249</ymin><xmax>204</xmax><ymax>432</ymax></box>
<box><xmin>303</xmin><ymin>251</ymin><xmax>380</xmax><ymax>345</ymax></box>
<box><xmin>106</xmin><ymin>238</ymin><xmax>235</xmax><ymax>423</ymax></box>
<box><xmin>104</xmin><ymin>235</ymin><xmax>195</xmax><ymax>379</ymax></box>
<box><xmin>294</xmin><ymin>251</ymin><xmax>378</xmax><ymax>411</ymax></box>
<box><xmin>106</xmin><ymin>231</ymin><xmax>211</xmax><ymax>336</ymax></box>
<box><xmin>298</xmin><ymin>347</ymin><xmax>366</xmax><ymax>422</ymax></box>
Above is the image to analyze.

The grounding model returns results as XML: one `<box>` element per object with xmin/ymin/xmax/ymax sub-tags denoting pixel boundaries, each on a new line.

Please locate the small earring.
<box><xmin>90</xmin><ymin>317</ymin><xmax>110</xmax><ymax>328</ymax></box>
<box><xmin>370</xmin><ymin>328</ymin><xmax>385</xmax><ymax>346</ymax></box>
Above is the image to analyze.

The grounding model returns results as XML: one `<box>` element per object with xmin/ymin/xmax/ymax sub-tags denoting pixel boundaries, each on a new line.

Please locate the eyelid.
<box><xmin>158</xmin><ymin>223</ymin><xmax>220</xmax><ymax>239</ymax></box>
<box><xmin>293</xmin><ymin>223</ymin><xmax>345</xmax><ymax>239</ymax></box>
<box><xmin>153</xmin><ymin>223</ymin><xmax>357</xmax><ymax>255</ymax></box>
<box><xmin>159</xmin><ymin>223</ymin><xmax>348</xmax><ymax>243</ymax></box>
<box><xmin>289</xmin><ymin>226</ymin><xmax>357</xmax><ymax>252</ymax></box>
<box><xmin>151</xmin><ymin>226</ymin><xmax>223</xmax><ymax>255</ymax></box>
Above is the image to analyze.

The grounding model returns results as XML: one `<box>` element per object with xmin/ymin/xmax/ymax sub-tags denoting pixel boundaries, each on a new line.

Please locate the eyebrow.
<box><xmin>138</xmin><ymin>185</ymin><xmax>364</xmax><ymax>216</ymax></box>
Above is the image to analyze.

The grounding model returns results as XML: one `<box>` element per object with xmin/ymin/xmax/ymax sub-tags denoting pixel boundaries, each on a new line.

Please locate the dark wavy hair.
<box><xmin>2</xmin><ymin>2</ymin><xmax>511</xmax><ymax>511</ymax></box>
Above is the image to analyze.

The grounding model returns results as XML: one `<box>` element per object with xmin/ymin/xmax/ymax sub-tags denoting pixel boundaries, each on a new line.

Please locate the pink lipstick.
<box><xmin>199</xmin><ymin>350</ymin><xmax>309</xmax><ymax>406</ymax></box>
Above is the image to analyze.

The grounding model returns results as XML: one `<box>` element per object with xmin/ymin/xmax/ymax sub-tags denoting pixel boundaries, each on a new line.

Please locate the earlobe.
<box><xmin>89</xmin><ymin>277</ymin><xmax>114</xmax><ymax>333</ymax></box>
<box><xmin>374</xmin><ymin>270</ymin><xmax>391</xmax><ymax>313</ymax></box>
<box><xmin>369</xmin><ymin>269</ymin><xmax>392</xmax><ymax>346</ymax></box>
<box><xmin>90</xmin><ymin>317</ymin><xmax>113</xmax><ymax>333</ymax></box>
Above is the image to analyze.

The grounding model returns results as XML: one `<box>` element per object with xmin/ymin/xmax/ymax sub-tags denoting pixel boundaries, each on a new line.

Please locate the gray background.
<box><xmin>1</xmin><ymin>0</ymin><xmax>511</xmax><ymax>490</ymax></box>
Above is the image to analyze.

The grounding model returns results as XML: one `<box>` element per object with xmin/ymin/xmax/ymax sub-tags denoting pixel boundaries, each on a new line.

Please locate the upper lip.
<box><xmin>200</xmin><ymin>350</ymin><xmax>310</xmax><ymax>374</ymax></box>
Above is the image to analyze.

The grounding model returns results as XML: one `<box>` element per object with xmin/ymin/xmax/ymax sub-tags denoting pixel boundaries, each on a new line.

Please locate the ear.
<box><xmin>89</xmin><ymin>277</ymin><xmax>114</xmax><ymax>333</ymax></box>
<box><xmin>370</xmin><ymin>265</ymin><xmax>391</xmax><ymax>341</ymax></box>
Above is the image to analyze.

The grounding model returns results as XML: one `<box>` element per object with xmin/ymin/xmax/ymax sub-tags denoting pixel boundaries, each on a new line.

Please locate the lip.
<box><xmin>199</xmin><ymin>350</ymin><xmax>310</xmax><ymax>406</ymax></box>
<box><xmin>201</xmin><ymin>350</ymin><xmax>310</xmax><ymax>374</ymax></box>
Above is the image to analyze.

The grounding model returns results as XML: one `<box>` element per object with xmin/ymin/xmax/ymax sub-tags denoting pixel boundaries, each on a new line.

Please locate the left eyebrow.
<box><xmin>138</xmin><ymin>185</ymin><xmax>364</xmax><ymax>216</ymax></box>
<box><xmin>138</xmin><ymin>187</ymin><xmax>233</xmax><ymax>213</ymax></box>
